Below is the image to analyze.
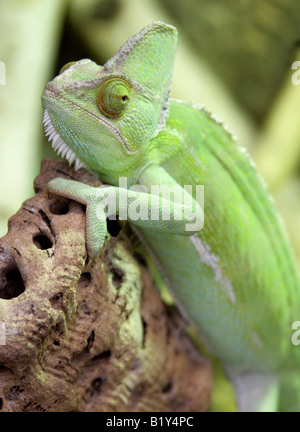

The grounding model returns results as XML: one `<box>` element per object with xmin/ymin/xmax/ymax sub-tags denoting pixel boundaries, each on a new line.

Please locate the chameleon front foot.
<box><xmin>46</xmin><ymin>178</ymin><xmax>109</xmax><ymax>259</ymax></box>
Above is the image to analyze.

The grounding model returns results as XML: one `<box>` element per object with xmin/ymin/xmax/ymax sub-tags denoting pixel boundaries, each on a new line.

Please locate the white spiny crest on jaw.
<box><xmin>43</xmin><ymin>109</ymin><xmax>87</xmax><ymax>171</ymax></box>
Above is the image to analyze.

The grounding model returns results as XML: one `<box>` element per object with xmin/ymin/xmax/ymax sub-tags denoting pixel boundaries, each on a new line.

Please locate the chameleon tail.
<box><xmin>229</xmin><ymin>372</ymin><xmax>279</xmax><ymax>412</ymax></box>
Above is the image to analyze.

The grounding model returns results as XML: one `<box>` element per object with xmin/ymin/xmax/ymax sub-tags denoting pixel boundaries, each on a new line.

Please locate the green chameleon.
<box><xmin>41</xmin><ymin>22</ymin><xmax>300</xmax><ymax>412</ymax></box>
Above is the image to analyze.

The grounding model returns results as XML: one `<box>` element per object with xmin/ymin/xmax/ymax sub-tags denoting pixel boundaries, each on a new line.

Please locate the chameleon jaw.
<box><xmin>43</xmin><ymin>109</ymin><xmax>87</xmax><ymax>171</ymax></box>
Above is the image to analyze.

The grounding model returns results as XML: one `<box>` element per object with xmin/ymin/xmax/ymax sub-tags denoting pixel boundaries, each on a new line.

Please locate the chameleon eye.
<box><xmin>97</xmin><ymin>79</ymin><xmax>130</xmax><ymax>118</ymax></box>
<box><xmin>59</xmin><ymin>61</ymin><xmax>76</xmax><ymax>74</ymax></box>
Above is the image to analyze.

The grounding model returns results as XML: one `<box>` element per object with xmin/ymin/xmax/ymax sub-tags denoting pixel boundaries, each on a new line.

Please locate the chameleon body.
<box><xmin>41</xmin><ymin>22</ymin><xmax>300</xmax><ymax>411</ymax></box>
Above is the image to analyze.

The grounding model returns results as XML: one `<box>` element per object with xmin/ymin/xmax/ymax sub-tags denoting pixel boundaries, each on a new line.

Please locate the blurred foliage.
<box><xmin>1</xmin><ymin>0</ymin><xmax>300</xmax><ymax>412</ymax></box>
<box><xmin>160</xmin><ymin>0</ymin><xmax>300</xmax><ymax>121</ymax></box>
<box><xmin>0</xmin><ymin>0</ymin><xmax>68</xmax><ymax>237</ymax></box>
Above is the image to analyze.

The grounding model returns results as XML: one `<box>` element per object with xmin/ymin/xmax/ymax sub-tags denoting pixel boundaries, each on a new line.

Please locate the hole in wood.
<box><xmin>33</xmin><ymin>234</ymin><xmax>53</xmax><ymax>250</ymax></box>
<box><xmin>106</xmin><ymin>217</ymin><xmax>122</xmax><ymax>237</ymax></box>
<box><xmin>0</xmin><ymin>266</ymin><xmax>25</xmax><ymax>299</ymax></box>
<box><xmin>49</xmin><ymin>198</ymin><xmax>70</xmax><ymax>215</ymax></box>
<box><xmin>109</xmin><ymin>265</ymin><xmax>125</xmax><ymax>288</ymax></box>
<box><xmin>78</xmin><ymin>272</ymin><xmax>91</xmax><ymax>288</ymax></box>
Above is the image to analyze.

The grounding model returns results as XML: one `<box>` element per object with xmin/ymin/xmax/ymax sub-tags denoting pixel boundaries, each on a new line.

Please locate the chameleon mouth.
<box><xmin>43</xmin><ymin>109</ymin><xmax>87</xmax><ymax>171</ymax></box>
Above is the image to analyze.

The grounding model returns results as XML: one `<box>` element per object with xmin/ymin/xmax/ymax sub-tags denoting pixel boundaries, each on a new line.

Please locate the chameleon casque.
<box><xmin>41</xmin><ymin>22</ymin><xmax>300</xmax><ymax>412</ymax></box>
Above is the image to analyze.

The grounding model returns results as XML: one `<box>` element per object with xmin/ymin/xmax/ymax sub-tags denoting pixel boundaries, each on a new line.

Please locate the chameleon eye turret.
<box><xmin>97</xmin><ymin>79</ymin><xmax>130</xmax><ymax>118</ymax></box>
<box><xmin>59</xmin><ymin>61</ymin><xmax>76</xmax><ymax>74</ymax></box>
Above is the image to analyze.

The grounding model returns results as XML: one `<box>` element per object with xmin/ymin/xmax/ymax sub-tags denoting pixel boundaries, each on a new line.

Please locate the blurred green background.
<box><xmin>1</xmin><ymin>0</ymin><xmax>300</xmax><ymax>412</ymax></box>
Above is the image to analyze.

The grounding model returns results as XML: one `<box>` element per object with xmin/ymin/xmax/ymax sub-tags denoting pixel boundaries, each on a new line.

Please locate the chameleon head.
<box><xmin>41</xmin><ymin>22</ymin><xmax>178</xmax><ymax>182</ymax></box>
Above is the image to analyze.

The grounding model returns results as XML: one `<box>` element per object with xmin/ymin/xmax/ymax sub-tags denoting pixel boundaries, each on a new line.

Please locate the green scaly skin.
<box><xmin>41</xmin><ymin>22</ymin><xmax>300</xmax><ymax>412</ymax></box>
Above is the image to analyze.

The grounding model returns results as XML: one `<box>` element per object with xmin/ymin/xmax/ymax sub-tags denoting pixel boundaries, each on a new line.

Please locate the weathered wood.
<box><xmin>0</xmin><ymin>158</ymin><xmax>212</xmax><ymax>412</ymax></box>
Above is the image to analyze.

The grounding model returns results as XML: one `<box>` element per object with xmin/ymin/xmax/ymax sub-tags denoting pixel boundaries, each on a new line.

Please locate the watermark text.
<box><xmin>291</xmin><ymin>61</ymin><xmax>300</xmax><ymax>86</ymax></box>
<box><xmin>94</xmin><ymin>178</ymin><xmax>204</xmax><ymax>232</ymax></box>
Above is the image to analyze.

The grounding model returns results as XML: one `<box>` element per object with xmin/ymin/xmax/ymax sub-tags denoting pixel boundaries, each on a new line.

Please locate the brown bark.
<box><xmin>0</xmin><ymin>158</ymin><xmax>212</xmax><ymax>412</ymax></box>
